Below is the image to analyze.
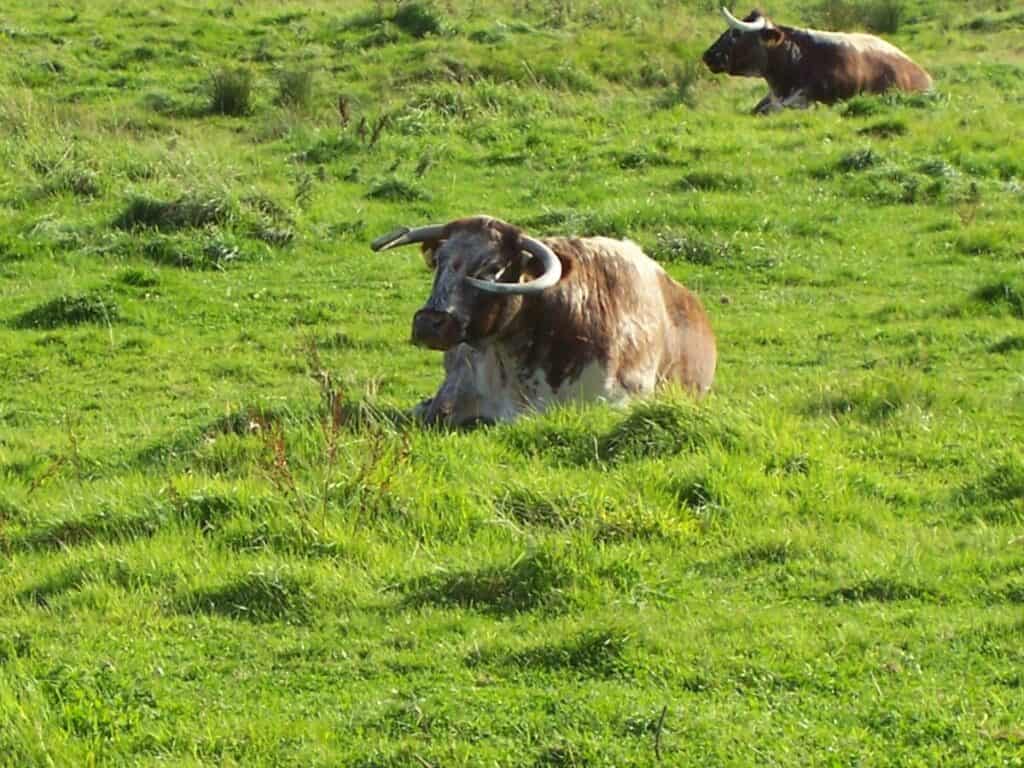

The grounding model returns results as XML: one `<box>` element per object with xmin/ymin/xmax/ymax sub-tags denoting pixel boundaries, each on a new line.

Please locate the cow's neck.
<box><xmin>763</xmin><ymin>28</ymin><xmax>805</xmax><ymax>98</ymax></box>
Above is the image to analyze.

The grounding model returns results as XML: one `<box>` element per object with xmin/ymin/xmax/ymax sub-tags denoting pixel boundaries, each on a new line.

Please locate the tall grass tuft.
<box><xmin>972</xmin><ymin>280</ymin><xmax>1024</xmax><ymax>318</ymax></box>
<box><xmin>815</xmin><ymin>0</ymin><xmax>860</xmax><ymax>30</ymax></box>
<box><xmin>816</xmin><ymin>0</ymin><xmax>905</xmax><ymax>32</ymax></box>
<box><xmin>365</xmin><ymin>176</ymin><xmax>428</xmax><ymax>202</ymax></box>
<box><xmin>392</xmin><ymin>2</ymin><xmax>445</xmax><ymax>38</ymax></box>
<box><xmin>275</xmin><ymin>67</ymin><xmax>314</xmax><ymax>111</ymax></box>
<box><xmin>599</xmin><ymin>397</ymin><xmax>737</xmax><ymax>462</ymax></box>
<box><xmin>12</xmin><ymin>293</ymin><xmax>118</xmax><ymax>330</ymax></box>
<box><xmin>113</xmin><ymin>194</ymin><xmax>234</xmax><ymax>231</ymax></box>
<box><xmin>658</xmin><ymin>60</ymin><xmax>701</xmax><ymax>109</ymax></box>
<box><xmin>836</xmin><ymin>147</ymin><xmax>883</xmax><ymax>173</ymax></box>
<box><xmin>651</xmin><ymin>231</ymin><xmax>736</xmax><ymax>265</ymax></box>
<box><xmin>209</xmin><ymin>67</ymin><xmax>254</xmax><ymax>116</ymax></box>
<box><xmin>864</xmin><ymin>0</ymin><xmax>905</xmax><ymax>33</ymax></box>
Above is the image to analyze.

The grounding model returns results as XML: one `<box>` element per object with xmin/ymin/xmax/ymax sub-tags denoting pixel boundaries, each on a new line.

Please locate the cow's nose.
<box><xmin>412</xmin><ymin>309</ymin><xmax>461</xmax><ymax>350</ymax></box>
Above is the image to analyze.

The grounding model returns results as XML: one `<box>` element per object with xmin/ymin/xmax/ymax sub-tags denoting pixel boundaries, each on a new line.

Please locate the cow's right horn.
<box><xmin>371</xmin><ymin>224</ymin><xmax>446</xmax><ymax>252</ymax></box>
<box><xmin>721</xmin><ymin>7</ymin><xmax>767</xmax><ymax>32</ymax></box>
<box><xmin>464</xmin><ymin>236</ymin><xmax>562</xmax><ymax>296</ymax></box>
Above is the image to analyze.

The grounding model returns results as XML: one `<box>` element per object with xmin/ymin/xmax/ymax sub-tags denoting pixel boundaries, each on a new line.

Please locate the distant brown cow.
<box><xmin>371</xmin><ymin>216</ymin><xmax>717</xmax><ymax>427</ymax></box>
<box><xmin>702</xmin><ymin>7</ymin><xmax>933</xmax><ymax>114</ymax></box>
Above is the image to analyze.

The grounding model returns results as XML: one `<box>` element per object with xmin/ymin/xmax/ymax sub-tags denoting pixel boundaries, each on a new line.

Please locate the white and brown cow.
<box><xmin>371</xmin><ymin>216</ymin><xmax>717</xmax><ymax>427</ymax></box>
<box><xmin>702</xmin><ymin>7</ymin><xmax>933</xmax><ymax>114</ymax></box>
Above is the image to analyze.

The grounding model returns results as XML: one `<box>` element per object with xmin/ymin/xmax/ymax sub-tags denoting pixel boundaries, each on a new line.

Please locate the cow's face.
<box><xmin>411</xmin><ymin>218</ymin><xmax>525</xmax><ymax>351</ymax></box>
<box><xmin>702</xmin><ymin>10</ymin><xmax>784</xmax><ymax>77</ymax></box>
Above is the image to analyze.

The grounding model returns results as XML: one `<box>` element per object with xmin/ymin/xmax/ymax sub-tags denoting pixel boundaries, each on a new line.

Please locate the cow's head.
<box><xmin>702</xmin><ymin>8</ymin><xmax>785</xmax><ymax>77</ymax></box>
<box><xmin>371</xmin><ymin>216</ymin><xmax>562</xmax><ymax>351</ymax></box>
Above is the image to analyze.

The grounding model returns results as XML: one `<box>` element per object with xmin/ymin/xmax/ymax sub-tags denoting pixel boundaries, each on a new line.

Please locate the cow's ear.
<box><xmin>421</xmin><ymin>241</ymin><xmax>439</xmax><ymax>269</ymax></box>
<box><xmin>761</xmin><ymin>27</ymin><xmax>784</xmax><ymax>47</ymax></box>
<box><xmin>519</xmin><ymin>246</ymin><xmax>545</xmax><ymax>279</ymax></box>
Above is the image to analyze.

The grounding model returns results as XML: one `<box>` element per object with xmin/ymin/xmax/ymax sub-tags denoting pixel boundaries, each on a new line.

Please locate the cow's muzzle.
<box><xmin>702</xmin><ymin>49</ymin><xmax>728</xmax><ymax>73</ymax></box>
<box><xmin>411</xmin><ymin>309</ymin><xmax>461</xmax><ymax>351</ymax></box>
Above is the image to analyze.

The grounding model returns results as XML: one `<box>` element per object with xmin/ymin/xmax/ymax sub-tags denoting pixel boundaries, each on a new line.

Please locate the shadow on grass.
<box><xmin>172</xmin><ymin>490</ymin><xmax>273</xmax><ymax>533</ymax></box>
<box><xmin>174</xmin><ymin>570</ymin><xmax>315</xmax><ymax>624</ymax></box>
<box><xmin>494</xmin><ymin>485</ymin><xmax>578</xmax><ymax>528</ymax></box>
<box><xmin>504</xmin><ymin>396</ymin><xmax>738</xmax><ymax>467</ymax></box>
<box><xmin>977</xmin><ymin>577</ymin><xmax>1024</xmax><ymax>606</ymax></box>
<box><xmin>11</xmin><ymin>293</ymin><xmax>119</xmax><ymax>330</ymax></box>
<box><xmin>857</xmin><ymin>119</ymin><xmax>907</xmax><ymax>138</ymax></box>
<box><xmin>970</xmin><ymin>280</ymin><xmax>1024</xmax><ymax>319</ymax></box>
<box><xmin>470</xmin><ymin>628</ymin><xmax>635</xmax><ymax>679</ymax></box>
<box><xmin>13</xmin><ymin>511</ymin><xmax>162</xmax><ymax>552</ymax></box>
<box><xmin>695</xmin><ymin>540</ymin><xmax>808</xmax><ymax>577</ymax></box>
<box><xmin>673</xmin><ymin>171</ymin><xmax>752</xmax><ymax>193</ymax></box>
<box><xmin>999</xmin><ymin>581</ymin><xmax>1024</xmax><ymax>605</ymax></box>
<box><xmin>983</xmin><ymin>335</ymin><xmax>1024</xmax><ymax>356</ymax></box>
<box><xmin>18</xmin><ymin>558</ymin><xmax>167</xmax><ymax>606</ymax></box>
<box><xmin>956</xmin><ymin>459</ymin><xmax>1024</xmax><ymax>524</ymax></box>
<box><xmin>216</xmin><ymin>518</ymin><xmax>348</xmax><ymax>559</ymax></box>
<box><xmin>821</xmin><ymin>578</ymin><xmax>942</xmax><ymax>605</ymax></box>
<box><xmin>10</xmin><ymin>489</ymin><xmax>282</xmax><ymax>553</ymax></box>
<box><xmin>494</xmin><ymin>483</ymin><xmax>690</xmax><ymax>543</ymax></box>
<box><xmin>803</xmin><ymin>377</ymin><xmax>938</xmax><ymax>424</ymax></box>
<box><xmin>401</xmin><ymin>550</ymin><xmax>574</xmax><ymax>615</ymax></box>
<box><xmin>0</xmin><ymin>497</ymin><xmax>23</xmax><ymax>523</ymax></box>
<box><xmin>959</xmin><ymin>461</ymin><xmax>1024</xmax><ymax>504</ymax></box>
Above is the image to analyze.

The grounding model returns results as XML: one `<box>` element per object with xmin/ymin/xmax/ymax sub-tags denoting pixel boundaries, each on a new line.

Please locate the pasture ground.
<box><xmin>1</xmin><ymin>0</ymin><xmax>1022</xmax><ymax>765</ymax></box>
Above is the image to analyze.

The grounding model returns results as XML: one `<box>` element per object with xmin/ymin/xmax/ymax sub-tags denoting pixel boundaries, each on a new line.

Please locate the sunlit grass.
<box><xmin>0</xmin><ymin>0</ymin><xmax>1022</xmax><ymax>764</ymax></box>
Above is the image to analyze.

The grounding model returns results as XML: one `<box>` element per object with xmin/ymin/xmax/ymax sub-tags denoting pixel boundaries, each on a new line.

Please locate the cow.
<box><xmin>371</xmin><ymin>216</ymin><xmax>717</xmax><ymax>427</ymax></box>
<box><xmin>702</xmin><ymin>7</ymin><xmax>933</xmax><ymax>115</ymax></box>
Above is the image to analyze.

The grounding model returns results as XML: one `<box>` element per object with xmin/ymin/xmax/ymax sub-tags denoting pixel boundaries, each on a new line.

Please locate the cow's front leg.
<box><xmin>411</xmin><ymin>396</ymin><xmax>435</xmax><ymax>423</ymax></box>
<box><xmin>780</xmin><ymin>89</ymin><xmax>810</xmax><ymax>109</ymax></box>
<box><xmin>415</xmin><ymin>344</ymin><xmax>483</xmax><ymax>428</ymax></box>
<box><xmin>413</xmin><ymin>386</ymin><xmax>465</xmax><ymax>428</ymax></box>
<box><xmin>752</xmin><ymin>92</ymin><xmax>781</xmax><ymax>115</ymax></box>
<box><xmin>414</xmin><ymin>376</ymin><xmax>463</xmax><ymax>428</ymax></box>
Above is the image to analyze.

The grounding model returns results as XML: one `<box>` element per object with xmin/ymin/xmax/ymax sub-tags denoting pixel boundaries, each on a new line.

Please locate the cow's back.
<box><xmin>539</xmin><ymin>237</ymin><xmax>716</xmax><ymax>399</ymax></box>
<box><xmin>795</xmin><ymin>29</ymin><xmax>931</xmax><ymax>100</ymax></box>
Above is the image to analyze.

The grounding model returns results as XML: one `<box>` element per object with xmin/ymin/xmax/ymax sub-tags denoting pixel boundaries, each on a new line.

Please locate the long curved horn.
<box><xmin>370</xmin><ymin>224</ymin><xmax>446</xmax><ymax>252</ymax></box>
<box><xmin>464</xmin><ymin>236</ymin><xmax>562</xmax><ymax>296</ymax></box>
<box><xmin>721</xmin><ymin>7</ymin><xmax>767</xmax><ymax>32</ymax></box>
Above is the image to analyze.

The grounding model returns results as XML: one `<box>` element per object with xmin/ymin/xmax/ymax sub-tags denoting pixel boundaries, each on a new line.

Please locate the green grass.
<box><xmin>1</xmin><ymin>0</ymin><xmax>1023</xmax><ymax>765</ymax></box>
<box><xmin>208</xmin><ymin>67</ymin><xmax>255</xmax><ymax>117</ymax></box>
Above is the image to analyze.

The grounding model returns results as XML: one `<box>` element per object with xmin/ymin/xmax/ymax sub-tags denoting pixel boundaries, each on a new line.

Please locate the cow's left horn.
<box><xmin>721</xmin><ymin>7</ymin><xmax>767</xmax><ymax>32</ymax></box>
<box><xmin>464</xmin><ymin>236</ymin><xmax>562</xmax><ymax>296</ymax></box>
<box><xmin>370</xmin><ymin>224</ymin><xmax>446</xmax><ymax>252</ymax></box>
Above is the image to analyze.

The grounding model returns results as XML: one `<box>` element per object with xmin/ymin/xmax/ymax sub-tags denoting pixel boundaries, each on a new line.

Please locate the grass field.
<box><xmin>1</xmin><ymin>0</ymin><xmax>1023</xmax><ymax>764</ymax></box>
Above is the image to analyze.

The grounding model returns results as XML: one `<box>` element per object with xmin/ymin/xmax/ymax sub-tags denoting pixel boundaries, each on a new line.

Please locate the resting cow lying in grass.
<box><xmin>703</xmin><ymin>7</ymin><xmax>933</xmax><ymax>114</ymax></box>
<box><xmin>372</xmin><ymin>216</ymin><xmax>717</xmax><ymax>427</ymax></box>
